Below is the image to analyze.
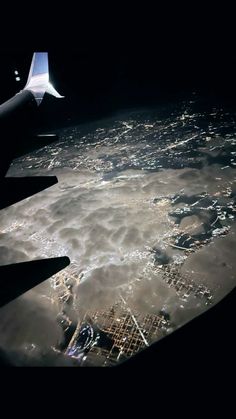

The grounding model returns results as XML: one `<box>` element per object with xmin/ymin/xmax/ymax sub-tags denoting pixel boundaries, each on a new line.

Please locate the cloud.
<box><xmin>1</xmin><ymin>108</ymin><xmax>235</xmax><ymax>365</ymax></box>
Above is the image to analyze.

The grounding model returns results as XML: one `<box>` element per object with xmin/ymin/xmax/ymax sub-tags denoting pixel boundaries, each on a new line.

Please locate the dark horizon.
<box><xmin>1</xmin><ymin>30</ymin><xmax>236</xmax><ymax>103</ymax></box>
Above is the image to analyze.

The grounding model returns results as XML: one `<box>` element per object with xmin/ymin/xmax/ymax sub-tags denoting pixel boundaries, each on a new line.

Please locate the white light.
<box><xmin>15</xmin><ymin>77</ymin><xmax>21</xmax><ymax>81</ymax></box>
<box><xmin>14</xmin><ymin>70</ymin><xmax>19</xmax><ymax>75</ymax></box>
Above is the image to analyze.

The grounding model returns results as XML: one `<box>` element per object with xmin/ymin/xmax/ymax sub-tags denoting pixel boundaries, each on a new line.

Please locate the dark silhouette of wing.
<box><xmin>0</xmin><ymin>53</ymin><xmax>70</xmax><ymax>314</ymax></box>
<box><xmin>0</xmin><ymin>257</ymin><xmax>70</xmax><ymax>308</ymax></box>
<box><xmin>0</xmin><ymin>176</ymin><xmax>58</xmax><ymax>210</ymax></box>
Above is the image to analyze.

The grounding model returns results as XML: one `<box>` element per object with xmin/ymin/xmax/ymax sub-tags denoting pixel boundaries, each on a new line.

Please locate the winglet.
<box><xmin>24</xmin><ymin>52</ymin><xmax>64</xmax><ymax>105</ymax></box>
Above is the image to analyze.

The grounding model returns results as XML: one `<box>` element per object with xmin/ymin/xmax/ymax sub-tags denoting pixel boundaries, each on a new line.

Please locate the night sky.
<box><xmin>0</xmin><ymin>12</ymin><xmax>235</xmax><ymax>126</ymax></box>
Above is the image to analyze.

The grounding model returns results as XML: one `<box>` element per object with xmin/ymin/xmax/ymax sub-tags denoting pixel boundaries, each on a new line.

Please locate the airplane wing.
<box><xmin>0</xmin><ymin>176</ymin><xmax>58</xmax><ymax>210</ymax></box>
<box><xmin>0</xmin><ymin>52</ymin><xmax>70</xmax><ymax>309</ymax></box>
<box><xmin>0</xmin><ymin>257</ymin><xmax>70</xmax><ymax>308</ymax></box>
<box><xmin>0</xmin><ymin>53</ymin><xmax>64</xmax><ymax>177</ymax></box>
